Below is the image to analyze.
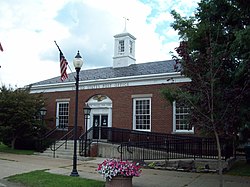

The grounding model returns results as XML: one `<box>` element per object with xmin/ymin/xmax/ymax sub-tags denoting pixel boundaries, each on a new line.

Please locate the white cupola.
<box><xmin>113</xmin><ymin>28</ymin><xmax>136</xmax><ymax>68</ymax></box>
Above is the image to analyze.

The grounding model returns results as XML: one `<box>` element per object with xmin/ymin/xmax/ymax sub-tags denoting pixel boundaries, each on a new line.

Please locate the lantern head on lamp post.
<box><xmin>73</xmin><ymin>51</ymin><xmax>83</xmax><ymax>71</ymax></box>
<box><xmin>70</xmin><ymin>51</ymin><xmax>83</xmax><ymax>177</ymax></box>
<box><xmin>83</xmin><ymin>103</ymin><xmax>91</xmax><ymax>157</ymax></box>
<box><xmin>84</xmin><ymin>103</ymin><xmax>91</xmax><ymax>116</ymax></box>
<box><xmin>39</xmin><ymin>107</ymin><xmax>47</xmax><ymax>125</ymax></box>
<box><xmin>40</xmin><ymin>107</ymin><xmax>47</xmax><ymax>117</ymax></box>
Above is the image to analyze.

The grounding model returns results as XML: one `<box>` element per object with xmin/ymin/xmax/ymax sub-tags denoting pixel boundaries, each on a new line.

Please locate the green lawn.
<box><xmin>7</xmin><ymin>170</ymin><xmax>105</xmax><ymax>187</ymax></box>
<box><xmin>0</xmin><ymin>143</ymin><xmax>34</xmax><ymax>155</ymax></box>
<box><xmin>226</xmin><ymin>160</ymin><xmax>250</xmax><ymax>176</ymax></box>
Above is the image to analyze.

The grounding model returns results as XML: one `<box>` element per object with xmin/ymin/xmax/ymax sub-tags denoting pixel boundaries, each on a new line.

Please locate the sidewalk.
<box><xmin>0</xmin><ymin>153</ymin><xmax>250</xmax><ymax>187</ymax></box>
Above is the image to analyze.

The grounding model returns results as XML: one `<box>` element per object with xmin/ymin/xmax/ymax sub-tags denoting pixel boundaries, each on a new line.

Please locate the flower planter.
<box><xmin>97</xmin><ymin>158</ymin><xmax>141</xmax><ymax>186</ymax></box>
<box><xmin>106</xmin><ymin>176</ymin><xmax>132</xmax><ymax>187</ymax></box>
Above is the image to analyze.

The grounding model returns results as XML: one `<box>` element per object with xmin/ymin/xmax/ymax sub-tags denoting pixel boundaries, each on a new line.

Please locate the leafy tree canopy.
<box><xmin>162</xmin><ymin>0</ymin><xmax>249</xmax><ymax>137</ymax></box>
<box><xmin>0</xmin><ymin>85</ymin><xmax>46</xmax><ymax>149</ymax></box>
<box><xmin>162</xmin><ymin>2</ymin><xmax>249</xmax><ymax>185</ymax></box>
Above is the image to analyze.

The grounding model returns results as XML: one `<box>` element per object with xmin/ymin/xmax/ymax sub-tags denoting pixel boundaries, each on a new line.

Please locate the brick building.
<box><xmin>30</xmin><ymin>30</ymin><xmax>193</xmax><ymax>139</ymax></box>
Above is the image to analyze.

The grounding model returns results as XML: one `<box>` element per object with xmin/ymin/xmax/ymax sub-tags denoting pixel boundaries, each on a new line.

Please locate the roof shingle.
<box><xmin>32</xmin><ymin>60</ymin><xmax>176</xmax><ymax>86</ymax></box>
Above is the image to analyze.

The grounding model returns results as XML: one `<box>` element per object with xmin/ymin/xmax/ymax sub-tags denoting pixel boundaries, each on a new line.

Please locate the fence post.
<box><xmin>120</xmin><ymin>143</ymin><xmax>123</xmax><ymax>161</ymax></box>
<box><xmin>122</xmin><ymin>130</ymin><xmax>124</xmax><ymax>142</ymax></box>
<box><xmin>53</xmin><ymin>142</ymin><xmax>55</xmax><ymax>158</ymax></box>
<box><xmin>200</xmin><ymin>138</ymin><xmax>203</xmax><ymax>159</ymax></box>
<box><xmin>193</xmin><ymin>138</ymin><xmax>196</xmax><ymax>160</ymax></box>
<box><xmin>165</xmin><ymin>139</ymin><xmax>169</xmax><ymax>160</ymax></box>
<box><xmin>65</xmin><ymin>135</ymin><xmax>67</xmax><ymax>149</ymax></box>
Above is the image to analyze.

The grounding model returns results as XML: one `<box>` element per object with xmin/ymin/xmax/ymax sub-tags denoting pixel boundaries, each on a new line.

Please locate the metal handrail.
<box><xmin>119</xmin><ymin>138</ymin><xmax>234</xmax><ymax>161</ymax></box>
<box><xmin>50</xmin><ymin>128</ymin><xmax>74</xmax><ymax>158</ymax></box>
<box><xmin>38</xmin><ymin>127</ymin><xmax>59</xmax><ymax>152</ymax></box>
<box><xmin>79</xmin><ymin>127</ymin><xmax>94</xmax><ymax>156</ymax></box>
<box><xmin>77</xmin><ymin>126</ymin><xmax>234</xmax><ymax>161</ymax></box>
<box><xmin>44</xmin><ymin>127</ymin><xmax>59</xmax><ymax>139</ymax></box>
<box><xmin>79</xmin><ymin>127</ymin><xmax>93</xmax><ymax>139</ymax></box>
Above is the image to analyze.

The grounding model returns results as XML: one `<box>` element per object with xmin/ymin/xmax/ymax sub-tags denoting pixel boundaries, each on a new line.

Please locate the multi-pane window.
<box><xmin>56</xmin><ymin>102</ymin><xmax>69</xmax><ymax>129</ymax></box>
<box><xmin>118</xmin><ymin>40</ymin><xmax>124</xmax><ymax>54</ymax></box>
<box><xmin>133</xmin><ymin>98</ymin><xmax>151</xmax><ymax>131</ymax></box>
<box><xmin>173</xmin><ymin>101</ymin><xmax>193</xmax><ymax>133</ymax></box>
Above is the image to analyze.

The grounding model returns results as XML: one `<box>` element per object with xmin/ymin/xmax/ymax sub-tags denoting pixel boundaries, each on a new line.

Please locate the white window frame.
<box><xmin>56</xmin><ymin>101</ymin><xmax>69</xmax><ymax>130</ymax></box>
<box><xmin>173</xmin><ymin>101</ymin><xmax>194</xmax><ymax>134</ymax></box>
<box><xmin>133</xmin><ymin>97</ymin><xmax>151</xmax><ymax>132</ymax></box>
<box><xmin>129</xmin><ymin>40</ymin><xmax>133</xmax><ymax>54</ymax></box>
<box><xmin>118</xmin><ymin>40</ymin><xmax>125</xmax><ymax>54</ymax></box>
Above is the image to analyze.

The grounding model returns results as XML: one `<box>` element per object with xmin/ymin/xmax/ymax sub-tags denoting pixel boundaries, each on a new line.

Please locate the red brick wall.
<box><xmin>42</xmin><ymin>83</ymin><xmax>175</xmax><ymax>134</ymax></box>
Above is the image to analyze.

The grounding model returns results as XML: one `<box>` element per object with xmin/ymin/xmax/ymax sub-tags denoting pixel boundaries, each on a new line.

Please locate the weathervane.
<box><xmin>123</xmin><ymin>17</ymin><xmax>129</xmax><ymax>32</ymax></box>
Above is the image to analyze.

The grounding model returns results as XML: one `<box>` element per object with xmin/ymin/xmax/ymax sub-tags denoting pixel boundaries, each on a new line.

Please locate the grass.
<box><xmin>7</xmin><ymin>170</ymin><xmax>105</xmax><ymax>187</ymax></box>
<box><xmin>0</xmin><ymin>143</ymin><xmax>34</xmax><ymax>155</ymax></box>
<box><xmin>226</xmin><ymin>160</ymin><xmax>250</xmax><ymax>176</ymax></box>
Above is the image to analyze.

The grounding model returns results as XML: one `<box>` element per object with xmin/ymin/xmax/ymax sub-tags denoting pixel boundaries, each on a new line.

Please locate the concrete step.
<box><xmin>38</xmin><ymin>140</ymin><xmax>88</xmax><ymax>160</ymax></box>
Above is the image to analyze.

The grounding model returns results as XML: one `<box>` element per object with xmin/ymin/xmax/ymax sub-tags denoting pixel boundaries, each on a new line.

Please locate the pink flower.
<box><xmin>97</xmin><ymin>159</ymin><xmax>142</xmax><ymax>180</ymax></box>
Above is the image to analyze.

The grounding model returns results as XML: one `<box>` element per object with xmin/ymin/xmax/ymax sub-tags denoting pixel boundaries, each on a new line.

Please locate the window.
<box><xmin>129</xmin><ymin>40</ymin><xmax>133</xmax><ymax>54</ymax></box>
<box><xmin>118</xmin><ymin>40</ymin><xmax>124</xmax><ymax>54</ymax></box>
<box><xmin>56</xmin><ymin>102</ymin><xmax>69</xmax><ymax>129</ymax></box>
<box><xmin>133</xmin><ymin>98</ymin><xmax>151</xmax><ymax>131</ymax></box>
<box><xmin>173</xmin><ymin>101</ymin><xmax>194</xmax><ymax>133</ymax></box>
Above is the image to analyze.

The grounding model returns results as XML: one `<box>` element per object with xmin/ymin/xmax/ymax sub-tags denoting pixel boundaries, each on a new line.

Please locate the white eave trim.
<box><xmin>30</xmin><ymin>72</ymin><xmax>191</xmax><ymax>93</ymax></box>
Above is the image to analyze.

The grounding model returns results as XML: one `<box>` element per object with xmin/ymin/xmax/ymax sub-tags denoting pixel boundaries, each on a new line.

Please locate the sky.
<box><xmin>0</xmin><ymin>0</ymin><xmax>199</xmax><ymax>87</ymax></box>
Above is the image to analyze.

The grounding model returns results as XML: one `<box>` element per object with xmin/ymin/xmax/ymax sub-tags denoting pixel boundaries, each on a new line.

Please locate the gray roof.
<box><xmin>32</xmin><ymin>60</ymin><xmax>176</xmax><ymax>86</ymax></box>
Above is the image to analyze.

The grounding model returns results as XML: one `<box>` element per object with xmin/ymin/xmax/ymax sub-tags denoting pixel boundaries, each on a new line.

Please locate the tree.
<box><xmin>0</xmin><ymin>85</ymin><xmax>46</xmax><ymax>149</ymax></box>
<box><xmin>162</xmin><ymin>1</ymin><xmax>249</xmax><ymax>186</ymax></box>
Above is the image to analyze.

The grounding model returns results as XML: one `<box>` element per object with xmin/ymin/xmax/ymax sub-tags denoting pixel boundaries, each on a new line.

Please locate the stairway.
<box><xmin>36</xmin><ymin>140</ymin><xmax>120</xmax><ymax>160</ymax></box>
<box><xmin>37</xmin><ymin>140</ymin><xmax>84</xmax><ymax>160</ymax></box>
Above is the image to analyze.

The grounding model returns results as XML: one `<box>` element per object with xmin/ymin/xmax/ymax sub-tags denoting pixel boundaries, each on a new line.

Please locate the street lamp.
<box><xmin>39</xmin><ymin>107</ymin><xmax>47</xmax><ymax>125</ymax></box>
<box><xmin>70</xmin><ymin>51</ymin><xmax>83</xmax><ymax>177</ymax></box>
<box><xmin>40</xmin><ymin>107</ymin><xmax>47</xmax><ymax>116</ymax></box>
<box><xmin>39</xmin><ymin>107</ymin><xmax>47</xmax><ymax>152</ymax></box>
<box><xmin>83</xmin><ymin>103</ymin><xmax>91</xmax><ymax>157</ymax></box>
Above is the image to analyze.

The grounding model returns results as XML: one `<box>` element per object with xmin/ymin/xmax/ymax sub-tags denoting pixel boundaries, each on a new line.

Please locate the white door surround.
<box><xmin>85</xmin><ymin>95</ymin><xmax>112</xmax><ymax>131</ymax></box>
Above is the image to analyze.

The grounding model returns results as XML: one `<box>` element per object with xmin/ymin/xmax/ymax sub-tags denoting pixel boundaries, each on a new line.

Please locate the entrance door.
<box><xmin>93</xmin><ymin>114</ymin><xmax>108</xmax><ymax>139</ymax></box>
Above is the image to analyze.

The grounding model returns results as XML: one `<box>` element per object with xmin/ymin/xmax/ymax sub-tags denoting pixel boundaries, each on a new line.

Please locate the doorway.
<box><xmin>86</xmin><ymin>94</ymin><xmax>112</xmax><ymax>140</ymax></box>
<box><xmin>93</xmin><ymin>114</ymin><xmax>108</xmax><ymax>139</ymax></box>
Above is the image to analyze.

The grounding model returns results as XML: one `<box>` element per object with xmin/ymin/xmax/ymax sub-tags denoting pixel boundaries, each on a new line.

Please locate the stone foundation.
<box><xmin>144</xmin><ymin>158</ymin><xmax>236</xmax><ymax>173</ymax></box>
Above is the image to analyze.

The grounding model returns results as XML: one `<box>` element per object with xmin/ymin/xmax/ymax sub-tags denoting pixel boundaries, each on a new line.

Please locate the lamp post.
<box><xmin>70</xmin><ymin>51</ymin><xmax>83</xmax><ymax>177</ymax></box>
<box><xmin>39</xmin><ymin>107</ymin><xmax>47</xmax><ymax>125</ymax></box>
<box><xmin>83</xmin><ymin>103</ymin><xmax>91</xmax><ymax>157</ymax></box>
<box><xmin>39</xmin><ymin>107</ymin><xmax>47</xmax><ymax>152</ymax></box>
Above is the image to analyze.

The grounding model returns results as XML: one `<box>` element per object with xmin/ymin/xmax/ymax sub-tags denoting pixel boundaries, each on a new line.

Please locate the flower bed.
<box><xmin>97</xmin><ymin>159</ymin><xmax>142</xmax><ymax>181</ymax></box>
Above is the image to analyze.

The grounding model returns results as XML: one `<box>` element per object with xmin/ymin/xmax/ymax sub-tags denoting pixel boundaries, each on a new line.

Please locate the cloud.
<box><xmin>0</xmin><ymin>0</ymin><xmax>199</xmax><ymax>87</ymax></box>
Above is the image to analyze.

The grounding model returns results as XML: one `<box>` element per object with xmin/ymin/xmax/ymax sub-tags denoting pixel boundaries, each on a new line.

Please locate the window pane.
<box><xmin>175</xmin><ymin>102</ymin><xmax>192</xmax><ymax>131</ymax></box>
<box><xmin>57</xmin><ymin>102</ymin><xmax>69</xmax><ymax>129</ymax></box>
<box><xmin>119</xmin><ymin>40</ymin><xmax>124</xmax><ymax>53</ymax></box>
<box><xmin>129</xmin><ymin>40</ymin><xmax>133</xmax><ymax>54</ymax></box>
<box><xmin>134</xmin><ymin>98</ymin><xmax>151</xmax><ymax>131</ymax></box>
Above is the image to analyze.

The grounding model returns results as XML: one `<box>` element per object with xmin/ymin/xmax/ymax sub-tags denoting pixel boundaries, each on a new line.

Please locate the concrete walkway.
<box><xmin>0</xmin><ymin>153</ymin><xmax>250</xmax><ymax>187</ymax></box>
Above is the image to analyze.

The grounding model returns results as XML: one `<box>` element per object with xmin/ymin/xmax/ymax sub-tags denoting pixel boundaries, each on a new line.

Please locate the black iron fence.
<box><xmin>119</xmin><ymin>138</ymin><xmax>233</xmax><ymax>161</ymax></box>
<box><xmin>89</xmin><ymin>126</ymin><xmax>194</xmax><ymax>143</ymax></box>
<box><xmin>78</xmin><ymin>127</ymin><xmax>234</xmax><ymax>160</ymax></box>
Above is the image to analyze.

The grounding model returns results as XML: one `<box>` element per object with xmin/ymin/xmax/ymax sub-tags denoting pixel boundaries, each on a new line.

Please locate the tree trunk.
<box><xmin>11</xmin><ymin>136</ymin><xmax>17</xmax><ymax>149</ymax></box>
<box><xmin>214</xmin><ymin>131</ymin><xmax>223</xmax><ymax>187</ymax></box>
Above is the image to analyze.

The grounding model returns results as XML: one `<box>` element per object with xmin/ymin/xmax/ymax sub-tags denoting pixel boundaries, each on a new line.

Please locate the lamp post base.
<box><xmin>70</xmin><ymin>170</ymin><xmax>79</xmax><ymax>177</ymax></box>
